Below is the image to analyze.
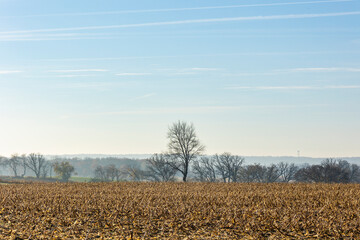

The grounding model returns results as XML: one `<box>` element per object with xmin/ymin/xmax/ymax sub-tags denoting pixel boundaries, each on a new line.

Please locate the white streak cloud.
<box><xmin>326</xmin><ymin>85</ymin><xmax>360</xmax><ymax>89</ymax></box>
<box><xmin>1</xmin><ymin>11</ymin><xmax>360</xmax><ymax>35</ymax></box>
<box><xmin>190</xmin><ymin>68</ymin><xmax>220</xmax><ymax>71</ymax></box>
<box><xmin>0</xmin><ymin>70</ymin><xmax>22</xmax><ymax>74</ymax></box>
<box><xmin>54</xmin><ymin>75</ymin><xmax>96</xmax><ymax>78</ymax></box>
<box><xmin>226</xmin><ymin>85</ymin><xmax>360</xmax><ymax>90</ymax></box>
<box><xmin>116</xmin><ymin>73</ymin><xmax>152</xmax><ymax>76</ymax></box>
<box><xmin>49</xmin><ymin>69</ymin><xmax>108</xmax><ymax>73</ymax></box>
<box><xmin>38</xmin><ymin>51</ymin><xmax>360</xmax><ymax>62</ymax></box>
<box><xmin>131</xmin><ymin>93</ymin><xmax>157</xmax><ymax>101</ymax></box>
<box><xmin>230</xmin><ymin>67</ymin><xmax>360</xmax><ymax>76</ymax></box>
<box><xmin>290</xmin><ymin>67</ymin><xmax>360</xmax><ymax>72</ymax></box>
<box><xmin>2</xmin><ymin>0</ymin><xmax>352</xmax><ymax>18</ymax></box>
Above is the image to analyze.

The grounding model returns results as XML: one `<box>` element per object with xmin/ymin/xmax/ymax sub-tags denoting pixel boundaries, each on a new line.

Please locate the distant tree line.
<box><xmin>1</xmin><ymin>121</ymin><xmax>359</xmax><ymax>184</ymax></box>
<box><xmin>1</xmin><ymin>153</ymin><xmax>359</xmax><ymax>183</ymax></box>
<box><xmin>135</xmin><ymin>121</ymin><xmax>360</xmax><ymax>183</ymax></box>
<box><xmin>0</xmin><ymin>153</ymin><xmax>75</xmax><ymax>182</ymax></box>
<box><xmin>130</xmin><ymin>153</ymin><xmax>358</xmax><ymax>183</ymax></box>
<box><xmin>90</xmin><ymin>121</ymin><xmax>360</xmax><ymax>183</ymax></box>
<box><xmin>295</xmin><ymin>158</ymin><xmax>360</xmax><ymax>183</ymax></box>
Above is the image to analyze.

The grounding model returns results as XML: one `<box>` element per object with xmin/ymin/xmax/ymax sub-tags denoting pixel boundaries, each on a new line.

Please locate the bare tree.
<box><xmin>192</xmin><ymin>156</ymin><xmax>217</xmax><ymax>182</ymax></box>
<box><xmin>26</xmin><ymin>153</ymin><xmax>47</xmax><ymax>178</ymax></box>
<box><xmin>0</xmin><ymin>156</ymin><xmax>8</xmax><ymax>174</ymax></box>
<box><xmin>41</xmin><ymin>161</ymin><xmax>52</xmax><ymax>178</ymax></box>
<box><xmin>322</xmin><ymin>159</ymin><xmax>351</xmax><ymax>183</ymax></box>
<box><xmin>349</xmin><ymin>164</ymin><xmax>360</xmax><ymax>183</ymax></box>
<box><xmin>94</xmin><ymin>166</ymin><xmax>108</xmax><ymax>181</ymax></box>
<box><xmin>93</xmin><ymin>165</ymin><xmax>125</xmax><ymax>182</ymax></box>
<box><xmin>322</xmin><ymin>159</ymin><xmax>344</xmax><ymax>183</ymax></box>
<box><xmin>126</xmin><ymin>166</ymin><xmax>146</xmax><ymax>181</ymax></box>
<box><xmin>6</xmin><ymin>154</ymin><xmax>20</xmax><ymax>177</ymax></box>
<box><xmin>240</xmin><ymin>164</ymin><xmax>267</xmax><ymax>182</ymax></box>
<box><xmin>277</xmin><ymin>162</ymin><xmax>298</xmax><ymax>182</ymax></box>
<box><xmin>294</xmin><ymin>159</ymin><xmax>353</xmax><ymax>183</ymax></box>
<box><xmin>166</xmin><ymin>121</ymin><xmax>205</xmax><ymax>182</ymax></box>
<box><xmin>145</xmin><ymin>154</ymin><xmax>177</xmax><ymax>182</ymax></box>
<box><xmin>105</xmin><ymin>164</ymin><xmax>121</xmax><ymax>181</ymax></box>
<box><xmin>3</xmin><ymin>154</ymin><xmax>27</xmax><ymax>178</ymax></box>
<box><xmin>214</xmin><ymin>153</ymin><xmax>244</xmax><ymax>182</ymax></box>
<box><xmin>264</xmin><ymin>164</ymin><xmax>281</xmax><ymax>183</ymax></box>
<box><xmin>295</xmin><ymin>165</ymin><xmax>324</xmax><ymax>182</ymax></box>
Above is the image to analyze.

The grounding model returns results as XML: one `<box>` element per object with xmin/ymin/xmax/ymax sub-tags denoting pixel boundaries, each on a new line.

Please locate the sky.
<box><xmin>0</xmin><ymin>0</ymin><xmax>359</xmax><ymax>158</ymax></box>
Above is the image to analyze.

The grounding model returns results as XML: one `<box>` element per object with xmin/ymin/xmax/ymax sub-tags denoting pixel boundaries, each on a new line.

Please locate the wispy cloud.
<box><xmin>228</xmin><ymin>66</ymin><xmax>360</xmax><ymax>76</ymax></box>
<box><xmin>0</xmin><ymin>32</ymin><xmax>123</xmax><ymax>41</ymax></box>
<box><xmin>131</xmin><ymin>93</ymin><xmax>157</xmax><ymax>101</ymax></box>
<box><xmin>168</xmin><ymin>67</ymin><xmax>221</xmax><ymax>75</ymax></box>
<box><xmin>2</xmin><ymin>11</ymin><xmax>360</xmax><ymax>35</ymax></box>
<box><xmin>226</xmin><ymin>85</ymin><xmax>360</xmax><ymax>90</ymax></box>
<box><xmin>190</xmin><ymin>68</ymin><xmax>220</xmax><ymax>71</ymax></box>
<box><xmin>56</xmin><ymin>82</ymin><xmax>121</xmax><ymax>89</ymax></box>
<box><xmin>225</xmin><ymin>72</ymin><xmax>279</xmax><ymax>77</ymax></box>
<box><xmin>0</xmin><ymin>33</ymin><xmax>115</xmax><ymax>38</ymax></box>
<box><xmin>288</xmin><ymin>67</ymin><xmax>360</xmax><ymax>72</ymax></box>
<box><xmin>0</xmin><ymin>70</ymin><xmax>22</xmax><ymax>74</ymax></box>
<box><xmin>0</xmin><ymin>36</ymin><xmax>115</xmax><ymax>42</ymax></box>
<box><xmin>326</xmin><ymin>85</ymin><xmax>360</xmax><ymax>89</ymax></box>
<box><xmin>54</xmin><ymin>75</ymin><xmax>96</xmax><ymax>78</ymax></box>
<box><xmin>48</xmin><ymin>69</ymin><xmax>108</xmax><ymax>73</ymax></box>
<box><xmin>116</xmin><ymin>73</ymin><xmax>152</xmax><ymax>76</ymax></box>
<box><xmin>2</xmin><ymin>0</ymin><xmax>352</xmax><ymax>18</ymax></box>
<box><xmin>37</xmin><ymin>51</ymin><xmax>360</xmax><ymax>62</ymax></box>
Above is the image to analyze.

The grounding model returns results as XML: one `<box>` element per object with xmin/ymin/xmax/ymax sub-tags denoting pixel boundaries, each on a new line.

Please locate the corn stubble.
<box><xmin>0</xmin><ymin>182</ymin><xmax>359</xmax><ymax>239</ymax></box>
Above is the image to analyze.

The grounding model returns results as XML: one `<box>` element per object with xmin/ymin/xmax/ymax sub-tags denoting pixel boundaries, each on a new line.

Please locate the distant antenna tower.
<box><xmin>297</xmin><ymin>150</ymin><xmax>300</xmax><ymax>158</ymax></box>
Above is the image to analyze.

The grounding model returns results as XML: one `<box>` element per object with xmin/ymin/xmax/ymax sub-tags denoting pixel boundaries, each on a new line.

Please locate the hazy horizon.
<box><xmin>2</xmin><ymin>153</ymin><xmax>360</xmax><ymax>160</ymax></box>
<box><xmin>1</xmin><ymin>0</ymin><xmax>359</xmax><ymax>158</ymax></box>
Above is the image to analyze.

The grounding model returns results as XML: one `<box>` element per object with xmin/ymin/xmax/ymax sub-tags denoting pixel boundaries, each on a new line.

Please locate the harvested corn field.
<box><xmin>0</xmin><ymin>182</ymin><xmax>359</xmax><ymax>239</ymax></box>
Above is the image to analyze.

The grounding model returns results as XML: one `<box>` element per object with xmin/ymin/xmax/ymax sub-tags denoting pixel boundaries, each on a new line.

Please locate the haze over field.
<box><xmin>1</xmin><ymin>0</ymin><xmax>359</xmax><ymax>158</ymax></box>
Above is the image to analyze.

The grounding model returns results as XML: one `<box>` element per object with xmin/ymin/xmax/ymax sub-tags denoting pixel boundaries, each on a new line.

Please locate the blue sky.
<box><xmin>0</xmin><ymin>0</ymin><xmax>359</xmax><ymax>157</ymax></box>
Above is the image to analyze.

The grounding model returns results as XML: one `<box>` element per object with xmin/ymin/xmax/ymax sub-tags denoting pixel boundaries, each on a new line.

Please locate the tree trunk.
<box><xmin>183</xmin><ymin>169</ymin><xmax>187</xmax><ymax>182</ymax></box>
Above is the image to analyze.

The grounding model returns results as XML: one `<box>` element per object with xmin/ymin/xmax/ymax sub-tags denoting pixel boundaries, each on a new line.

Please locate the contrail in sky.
<box><xmin>226</xmin><ymin>85</ymin><xmax>360</xmax><ymax>90</ymax></box>
<box><xmin>1</xmin><ymin>11</ymin><xmax>360</xmax><ymax>35</ymax></box>
<box><xmin>0</xmin><ymin>0</ymin><xmax>352</xmax><ymax>18</ymax></box>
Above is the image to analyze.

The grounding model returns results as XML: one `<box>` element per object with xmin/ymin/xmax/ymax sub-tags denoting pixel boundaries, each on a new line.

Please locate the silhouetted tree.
<box><xmin>93</xmin><ymin>164</ymin><xmax>125</xmax><ymax>182</ymax></box>
<box><xmin>166</xmin><ymin>121</ymin><xmax>205</xmax><ymax>182</ymax></box>
<box><xmin>0</xmin><ymin>156</ymin><xmax>7</xmax><ymax>174</ymax></box>
<box><xmin>264</xmin><ymin>164</ymin><xmax>281</xmax><ymax>183</ymax></box>
<box><xmin>4</xmin><ymin>154</ymin><xmax>27</xmax><ymax>177</ymax></box>
<box><xmin>277</xmin><ymin>162</ymin><xmax>298</xmax><ymax>182</ymax></box>
<box><xmin>94</xmin><ymin>165</ymin><xmax>108</xmax><ymax>181</ymax></box>
<box><xmin>214</xmin><ymin>153</ymin><xmax>244</xmax><ymax>182</ymax></box>
<box><xmin>295</xmin><ymin>165</ymin><xmax>324</xmax><ymax>182</ymax></box>
<box><xmin>126</xmin><ymin>166</ymin><xmax>146</xmax><ymax>181</ymax></box>
<box><xmin>145</xmin><ymin>154</ymin><xmax>177</xmax><ymax>182</ymax></box>
<box><xmin>105</xmin><ymin>164</ymin><xmax>123</xmax><ymax>181</ymax></box>
<box><xmin>240</xmin><ymin>164</ymin><xmax>267</xmax><ymax>182</ymax></box>
<box><xmin>26</xmin><ymin>153</ymin><xmax>47</xmax><ymax>178</ymax></box>
<box><xmin>294</xmin><ymin>159</ymin><xmax>355</xmax><ymax>183</ymax></box>
<box><xmin>349</xmin><ymin>164</ymin><xmax>360</xmax><ymax>183</ymax></box>
<box><xmin>192</xmin><ymin>156</ymin><xmax>217</xmax><ymax>182</ymax></box>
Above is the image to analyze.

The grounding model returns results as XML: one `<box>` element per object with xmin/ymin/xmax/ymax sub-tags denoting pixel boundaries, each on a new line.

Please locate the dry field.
<box><xmin>0</xmin><ymin>182</ymin><xmax>359</xmax><ymax>239</ymax></box>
